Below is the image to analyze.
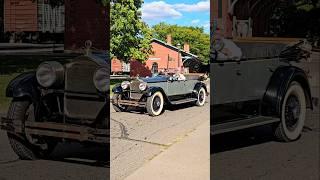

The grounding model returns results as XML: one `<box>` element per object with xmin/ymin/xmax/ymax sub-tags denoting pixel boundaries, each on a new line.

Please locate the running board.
<box><xmin>171</xmin><ymin>98</ymin><xmax>197</xmax><ymax>105</ymax></box>
<box><xmin>211</xmin><ymin>116</ymin><xmax>280</xmax><ymax>135</ymax></box>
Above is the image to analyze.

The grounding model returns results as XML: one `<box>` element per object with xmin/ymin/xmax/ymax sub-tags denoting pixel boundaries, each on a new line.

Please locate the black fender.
<box><xmin>112</xmin><ymin>84</ymin><xmax>123</xmax><ymax>94</ymax></box>
<box><xmin>6</xmin><ymin>72</ymin><xmax>40</xmax><ymax>103</ymax></box>
<box><xmin>146</xmin><ymin>86</ymin><xmax>170</xmax><ymax>104</ymax></box>
<box><xmin>262</xmin><ymin>66</ymin><xmax>313</xmax><ymax>116</ymax></box>
<box><xmin>194</xmin><ymin>82</ymin><xmax>208</xmax><ymax>93</ymax></box>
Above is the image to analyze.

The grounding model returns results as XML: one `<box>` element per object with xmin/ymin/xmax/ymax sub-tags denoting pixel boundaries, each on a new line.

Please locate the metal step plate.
<box><xmin>171</xmin><ymin>98</ymin><xmax>197</xmax><ymax>105</ymax></box>
<box><xmin>211</xmin><ymin>116</ymin><xmax>280</xmax><ymax>135</ymax></box>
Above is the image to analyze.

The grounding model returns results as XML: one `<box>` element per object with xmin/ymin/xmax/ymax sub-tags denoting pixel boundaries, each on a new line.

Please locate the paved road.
<box><xmin>0</xmin><ymin>114</ymin><xmax>109</xmax><ymax>180</ymax></box>
<box><xmin>211</xmin><ymin>52</ymin><xmax>320</xmax><ymax>180</ymax></box>
<box><xmin>110</xmin><ymin>100</ymin><xmax>210</xmax><ymax>180</ymax></box>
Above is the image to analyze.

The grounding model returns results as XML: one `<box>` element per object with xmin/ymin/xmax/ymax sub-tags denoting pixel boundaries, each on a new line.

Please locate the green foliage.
<box><xmin>110</xmin><ymin>0</ymin><xmax>153</xmax><ymax>63</ymax></box>
<box><xmin>270</xmin><ymin>0</ymin><xmax>320</xmax><ymax>42</ymax></box>
<box><xmin>152</xmin><ymin>23</ymin><xmax>210</xmax><ymax>64</ymax></box>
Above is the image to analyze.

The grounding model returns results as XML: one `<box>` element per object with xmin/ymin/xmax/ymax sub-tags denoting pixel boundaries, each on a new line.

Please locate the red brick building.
<box><xmin>111</xmin><ymin>35</ymin><xmax>199</xmax><ymax>77</ymax></box>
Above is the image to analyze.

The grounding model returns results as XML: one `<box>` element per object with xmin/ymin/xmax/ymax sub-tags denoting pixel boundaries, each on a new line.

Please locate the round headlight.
<box><xmin>36</xmin><ymin>61</ymin><xmax>64</xmax><ymax>88</ymax></box>
<box><xmin>93</xmin><ymin>67</ymin><xmax>109</xmax><ymax>92</ymax></box>
<box><xmin>139</xmin><ymin>82</ymin><xmax>148</xmax><ymax>91</ymax></box>
<box><xmin>121</xmin><ymin>81</ymin><xmax>130</xmax><ymax>90</ymax></box>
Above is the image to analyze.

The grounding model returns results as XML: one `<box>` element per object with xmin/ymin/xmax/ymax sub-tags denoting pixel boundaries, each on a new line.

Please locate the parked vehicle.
<box><xmin>112</xmin><ymin>74</ymin><xmax>208</xmax><ymax>116</ymax></box>
<box><xmin>0</xmin><ymin>50</ymin><xmax>109</xmax><ymax>160</ymax></box>
<box><xmin>211</xmin><ymin>39</ymin><xmax>314</xmax><ymax>142</ymax></box>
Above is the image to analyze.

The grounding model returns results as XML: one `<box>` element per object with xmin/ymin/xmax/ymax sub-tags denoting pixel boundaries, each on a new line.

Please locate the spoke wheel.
<box><xmin>274</xmin><ymin>81</ymin><xmax>306</xmax><ymax>142</ymax></box>
<box><xmin>146</xmin><ymin>91</ymin><xmax>164</xmax><ymax>116</ymax></box>
<box><xmin>195</xmin><ymin>87</ymin><xmax>206</xmax><ymax>106</ymax></box>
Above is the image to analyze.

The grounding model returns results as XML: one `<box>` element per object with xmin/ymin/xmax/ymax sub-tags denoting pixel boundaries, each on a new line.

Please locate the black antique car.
<box><xmin>211</xmin><ymin>39</ymin><xmax>316</xmax><ymax>142</ymax></box>
<box><xmin>112</xmin><ymin>74</ymin><xmax>208</xmax><ymax>116</ymax></box>
<box><xmin>0</xmin><ymin>51</ymin><xmax>109</xmax><ymax>160</ymax></box>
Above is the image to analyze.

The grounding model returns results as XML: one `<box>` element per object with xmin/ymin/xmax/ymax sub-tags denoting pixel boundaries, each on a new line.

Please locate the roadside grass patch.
<box><xmin>0</xmin><ymin>73</ymin><xmax>18</xmax><ymax>113</ymax></box>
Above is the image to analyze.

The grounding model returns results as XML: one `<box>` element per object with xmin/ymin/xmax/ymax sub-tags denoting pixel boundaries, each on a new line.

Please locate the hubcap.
<box><xmin>199</xmin><ymin>90</ymin><xmax>205</xmax><ymax>103</ymax></box>
<box><xmin>153</xmin><ymin>96</ymin><xmax>161</xmax><ymax>112</ymax></box>
<box><xmin>285</xmin><ymin>95</ymin><xmax>301</xmax><ymax>131</ymax></box>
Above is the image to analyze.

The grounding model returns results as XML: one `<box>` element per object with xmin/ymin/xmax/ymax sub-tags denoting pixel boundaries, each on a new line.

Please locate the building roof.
<box><xmin>151</xmin><ymin>38</ymin><xmax>199</xmax><ymax>59</ymax></box>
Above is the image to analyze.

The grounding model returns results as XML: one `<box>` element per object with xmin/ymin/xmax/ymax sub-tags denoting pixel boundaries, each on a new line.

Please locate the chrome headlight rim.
<box><xmin>36</xmin><ymin>61</ymin><xmax>64</xmax><ymax>88</ymax></box>
<box><xmin>139</xmin><ymin>82</ymin><xmax>148</xmax><ymax>91</ymax></box>
<box><xmin>93</xmin><ymin>66</ymin><xmax>109</xmax><ymax>92</ymax></box>
<box><xmin>121</xmin><ymin>81</ymin><xmax>130</xmax><ymax>90</ymax></box>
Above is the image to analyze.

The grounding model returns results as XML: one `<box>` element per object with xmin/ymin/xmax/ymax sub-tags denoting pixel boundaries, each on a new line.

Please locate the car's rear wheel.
<box><xmin>112</xmin><ymin>94</ymin><xmax>127</xmax><ymax>112</ymax></box>
<box><xmin>7</xmin><ymin>100</ymin><xmax>57</xmax><ymax>160</ymax></box>
<box><xmin>274</xmin><ymin>81</ymin><xmax>306</xmax><ymax>142</ymax></box>
<box><xmin>146</xmin><ymin>91</ymin><xmax>164</xmax><ymax>116</ymax></box>
<box><xmin>195</xmin><ymin>87</ymin><xmax>206</xmax><ymax>106</ymax></box>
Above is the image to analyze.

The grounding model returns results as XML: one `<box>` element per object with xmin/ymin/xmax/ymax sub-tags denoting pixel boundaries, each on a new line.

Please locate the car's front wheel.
<box><xmin>112</xmin><ymin>94</ymin><xmax>127</xmax><ymax>112</ymax></box>
<box><xmin>274</xmin><ymin>81</ymin><xmax>307</xmax><ymax>142</ymax></box>
<box><xmin>146</xmin><ymin>91</ymin><xmax>164</xmax><ymax>116</ymax></box>
<box><xmin>195</xmin><ymin>87</ymin><xmax>206</xmax><ymax>106</ymax></box>
<box><xmin>7</xmin><ymin>100</ymin><xmax>57</xmax><ymax>160</ymax></box>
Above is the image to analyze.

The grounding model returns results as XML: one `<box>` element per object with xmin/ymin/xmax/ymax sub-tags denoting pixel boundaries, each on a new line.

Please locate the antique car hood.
<box><xmin>141</xmin><ymin>76</ymin><xmax>169</xmax><ymax>83</ymax></box>
<box><xmin>72</xmin><ymin>52</ymin><xmax>108</xmax><ymax>65</ymax></box>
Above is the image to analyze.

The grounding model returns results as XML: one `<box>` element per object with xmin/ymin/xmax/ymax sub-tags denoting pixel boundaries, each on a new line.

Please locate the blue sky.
<box><xmin>141</xmin><ymin>0</ymin><xmax>210</xmax><ymax>33</ymax></box>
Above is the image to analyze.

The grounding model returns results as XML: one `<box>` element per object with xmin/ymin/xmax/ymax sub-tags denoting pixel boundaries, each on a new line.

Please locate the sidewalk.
<box><xmin>125</xmin><ymin>118</ymin><xmax>210</xmax><ymax>180</ymax></box>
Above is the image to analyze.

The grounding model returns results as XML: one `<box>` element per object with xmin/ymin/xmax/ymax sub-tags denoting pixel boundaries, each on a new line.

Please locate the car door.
<box><xmin>167</xmin><ymin>80</ymin><xmax>186</xmax><ymax>96</ymax></box>
<box><xmin>211</xmin><ymin>61</ymin><xmax>246</xmax><ymax>105</ymax></box>
<box><xmin>211</xmin><ymin>58</ymin><xmax>284</xmax><ymax>105</ymax></box>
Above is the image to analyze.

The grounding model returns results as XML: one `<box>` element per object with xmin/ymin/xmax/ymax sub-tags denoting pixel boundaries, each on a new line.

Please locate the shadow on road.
<box><xmin>48</xmin><ymin>142</ymin><xmax>109</xmax><ymax>167</ymax></box>
<box><xmin>211</xmin><ymin>125</ymin><xmax>275</xmax><ymax>154</ymax></box>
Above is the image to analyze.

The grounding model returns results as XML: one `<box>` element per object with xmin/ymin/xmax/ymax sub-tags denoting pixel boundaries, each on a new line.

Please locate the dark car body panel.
<box><xmin>6</xmin><ymin>71</ymin><xmax>40</xmax><ymax>102</ymax></box>
<box><xmin>2</xmin><ymin>53</ymin><xmax>109</xmax><ymax>144</ymax></box>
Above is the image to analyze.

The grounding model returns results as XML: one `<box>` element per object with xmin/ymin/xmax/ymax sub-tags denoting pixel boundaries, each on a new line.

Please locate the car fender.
<box><xmin>194</xmin><ymin>82</ymin><xmax>208</xmax><ymax>93</ymax></box>
<box><xmin>112</xmin><ymin>84</ymin><xmax>123</xmax><ymax>94</ymax></box>
<box><xmin>6</xmin><ymin>72</ymin><xmax>40</xmax><ymax>102</ymax></box>
<box><xmin>262</xmin><ymin>66</ymin><xmax>313</xmax><ymax>116</ymax></box>
<box><xmin>146</xmin><ymin>86</ymin><xmax>170</xmax><ymax>104</ymax></box>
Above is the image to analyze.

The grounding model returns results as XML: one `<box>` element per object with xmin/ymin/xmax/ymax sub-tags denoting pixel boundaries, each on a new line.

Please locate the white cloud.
<box><xmin>141</xmin><ymin>1</ymin><xmax>182</xmax><ymax>20</ymax></box>
<box><xmin>174</xmin><ymin>1</ymin><xmax>210</xmax><ymax>12</ymax></box>
<box><xmin>191</xmin><ymin>19</ymin><xmax>200</xmax><ymax>24</ymax></box>
<box><xmin>142</xmin><ymin>1</ymin><xmax>209</xmax><ymax>21</ymax></box>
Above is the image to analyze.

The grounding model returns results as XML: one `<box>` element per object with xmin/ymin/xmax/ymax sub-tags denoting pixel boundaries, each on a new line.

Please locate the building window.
<box><xmin>151</xmin><ymin>62</ymin><xmax>158</xmax><ymax>74</ymax></box>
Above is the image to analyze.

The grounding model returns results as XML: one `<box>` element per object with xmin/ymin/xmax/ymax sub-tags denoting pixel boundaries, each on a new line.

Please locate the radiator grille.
<box><xmin>130</xmin><ymin>80</ymin><xmax>141</xmax><ymax>92</ymax></box>
<box><xmin>65</xmin><ymin>60</ymin><xmax>97</xmax><ymax>93</ymax></box>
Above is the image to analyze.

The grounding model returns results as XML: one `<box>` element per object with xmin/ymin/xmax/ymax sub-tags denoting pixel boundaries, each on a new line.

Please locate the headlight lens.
<box><xmin>139</xmin><ymin>82</ymin><xmax>148</xmax><ymax>91</ymax></box>
<box><xmin>93</xmin><ymin>67</ymin><xmax>109</xmax><ymax>92</ymax></box>
<box><xmin>36</xmin><ymin>61</ymin><xmax>64</xmax><ymax>88</ymax></box>
<box><xmin>121</xmin><ymin>81</ymin><xmax>130</xmax><ymax>90</ymax></box>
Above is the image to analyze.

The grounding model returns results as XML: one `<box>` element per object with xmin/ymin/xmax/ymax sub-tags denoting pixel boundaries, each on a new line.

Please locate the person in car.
<box><xmin>173</xmin><ymin>71</ymin><xmax>186</xmax><ymax>81</ymax></box>
<box><xmin>212</xmin><ymin>28</ymin><xmax>242</xmax><ymax>60</ymax></box>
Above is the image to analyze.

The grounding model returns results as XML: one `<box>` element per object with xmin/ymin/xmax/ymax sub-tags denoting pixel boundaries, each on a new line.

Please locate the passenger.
<box><xmin>212</xmin><ymin>28</ymin><xmax>242</xmax><ymax>60</ymax></box>
<box><xmin>173</xmin><ymin>71</ymin><xmax>186</xmax><ymax>81</ymax></box>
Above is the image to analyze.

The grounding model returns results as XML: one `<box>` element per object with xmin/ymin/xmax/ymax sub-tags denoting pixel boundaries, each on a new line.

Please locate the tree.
<box><xmin>269</xmin><ymin>0</ymin><xmax>320</xmax><ymax>42</ymax></box>
<box><xmin>110</xmin><ymin>0</ymin><xmax>153</xmax><ymax>63</ymax></box>
<box><xmin>152</xmin><ymin>23</ymin><xmax>210</xmax><ymax>64</ymax></box>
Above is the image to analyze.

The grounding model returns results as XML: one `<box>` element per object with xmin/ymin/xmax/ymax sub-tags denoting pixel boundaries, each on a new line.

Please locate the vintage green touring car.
<box><xmin>112</xmin><ymin>75</ymin><xmax>208</xmax><ymax>116</ymax></box>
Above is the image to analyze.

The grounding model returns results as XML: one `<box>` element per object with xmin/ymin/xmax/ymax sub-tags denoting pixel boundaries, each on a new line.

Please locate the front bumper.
<box><xmin>1</xmin><ymin>117</ymin><xmax>108</xmax><ymax>144</ymax></box>
<box><xmin>112</xmin><ymin>99</ymin><xmax>146</xmax><ymax>108</ymax></box>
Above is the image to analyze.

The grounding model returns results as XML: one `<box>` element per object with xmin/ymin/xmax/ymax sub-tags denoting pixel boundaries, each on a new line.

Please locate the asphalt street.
<box><xmin>211</xmin><ymin>52</ymin><xmax>320</xmax><ymax>180</ymax></box>
<box><xmin>0</xmin><ymin>118</ymin><xmax>109</xmax><ymax>180</ymax></box>
<box><xmin>110</xmin><ymin>100</ymin><xmax>210</xmax><ymax>180</ymax></box>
